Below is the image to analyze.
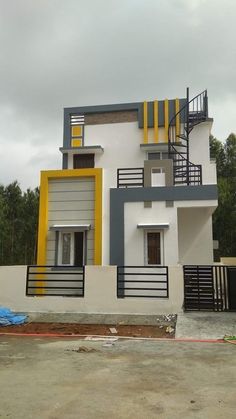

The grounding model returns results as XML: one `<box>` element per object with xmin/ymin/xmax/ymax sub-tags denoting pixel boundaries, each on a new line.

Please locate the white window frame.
<box><xmin>58</xmin><ymin>231</ymin><xmax>86</xmax><ymax>266</ymax></box>
<box><xmin>144</xmin><ymin>230</ymin><xmax>164</xmax><ymax>266</ymax></box>
<box><xmin>147</xmin><ymin>151</ymin><xmax>169</xmax><ymax>160</ymax></box>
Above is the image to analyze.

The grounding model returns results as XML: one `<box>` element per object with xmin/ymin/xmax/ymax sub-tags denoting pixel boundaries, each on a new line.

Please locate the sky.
<box><xmin>0</xmin><ymin>0</ymin><xmax>236</xmax><ymax>190</ymax></box>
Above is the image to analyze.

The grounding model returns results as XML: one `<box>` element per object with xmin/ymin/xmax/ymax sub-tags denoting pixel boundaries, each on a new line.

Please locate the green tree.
<box><xmin>0</xmin><ymin>181</ymin><xmax>39</xmax><ymax>265</ymax></box>
<box><xmin>224</xmin><ymin>133</ymin><xmax>236</xmax><ymax>179</ymax></box>
<box><xmin>21</xmin><ymin>187</ymin><xmax>39</xmax><ymax>264</ymax></box>
<box><xmin>210</xmin><ymin>135</ymin><xmax>225</xmax><ymax>176</ymax></box>
<box><xmin>210</xmin><ymin>133</ymin><xmax>236</xmax><ymax>257</ymax></box>
<box><xmin>3</xmin><ymin>181</ymin><xmax>23</xmax><ymax>264</ymax></box>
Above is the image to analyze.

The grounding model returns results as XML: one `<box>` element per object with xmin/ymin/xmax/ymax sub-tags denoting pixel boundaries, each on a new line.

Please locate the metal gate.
<box><xmin>183</xmin><ymin>265</ymin><xmax>236</xmax><ymax>312</ymax></box>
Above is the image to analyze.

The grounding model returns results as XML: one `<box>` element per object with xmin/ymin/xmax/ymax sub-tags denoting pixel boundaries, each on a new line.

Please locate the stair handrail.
<box><xmin>168</xmin><ymin>89</ymin><xmax>208</xmax><ymax>185</ymax></box>
<box><xmin>168</xmin><ymin>89</ymin><xmax>208</xmax><ymax>145</ymax></box>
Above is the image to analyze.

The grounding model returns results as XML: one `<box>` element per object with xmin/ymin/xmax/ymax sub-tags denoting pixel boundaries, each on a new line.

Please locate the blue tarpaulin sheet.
<box><xmin>0</xmin><ymin>307</ymin><xmax>27</xmax><ymax>326</ymax></box>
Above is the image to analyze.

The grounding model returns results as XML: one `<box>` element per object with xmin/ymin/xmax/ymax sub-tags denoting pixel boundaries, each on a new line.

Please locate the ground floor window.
<box><xmin>59</xmin><ymin>231</ymin><xmax>85</xmax><ymax>266</ymax></box>
<box><xmin>61</xmin><ymin>233</ymin><xmax>71</xmax><ymax>264</ymax></box>
<box><xmin>144</xmin><ymin>231</ymin><xmax>163</xmax><ymax>265</ymax></box>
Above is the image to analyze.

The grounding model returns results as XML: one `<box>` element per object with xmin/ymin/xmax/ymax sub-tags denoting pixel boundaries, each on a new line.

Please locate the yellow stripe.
<box><xmin>164</xmin><ymin>99</ymin><xmax>169</xmax><ymax>143</ymax></box>
<box><xmin>37</xmin><ymin>169</ymin><xmax>103</xmax><ymax>292</ymax></box>
<box><xmin>143</xmin><ymin>101</ymin><xmax>148</xmax><ymax>143</ymax></box>
<box><xmin>154</xmin><ymin>100</ymin><xmax>159</xmax><ymax>143</ymax></box>
<box><xmin>37</xmin><ymin>172</ymin><xmax>48</xmax><ymax>266</ymax></box>
<box><xmin>36</xmin><ymin>172</ymin><xmax>49</xmax><ymax>294</ymax></box>
<box><xmin>175</xmin><ymin>98</ymin><xmax>180</xmax><ymax>141</ymax></box>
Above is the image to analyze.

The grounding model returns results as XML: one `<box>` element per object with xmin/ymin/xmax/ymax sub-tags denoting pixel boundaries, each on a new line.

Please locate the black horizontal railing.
<box><xmin>26</xmin><ymin>265</ymin><xmax>85</xmax><ymax>297</ymax></box>
<box><xmin>174</xmin><ymin>161</ymin><xmax>202</xmax><ymax>185</ymax></box>
<box><xmin>117</xmin><ymin>266</ymin><xmax>168</xmax><ymax>298</ymax></box>
<box><xmin>117</xmin><ymin>168</ymin><xmax>144</xmax><ymax>188</ymax></box>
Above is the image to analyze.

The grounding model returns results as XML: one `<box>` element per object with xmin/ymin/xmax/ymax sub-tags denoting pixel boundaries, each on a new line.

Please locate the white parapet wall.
<box><xmin>0</xmin><ymin>265</ymin><xmax>184</xmax><ymax>314</ymax></box>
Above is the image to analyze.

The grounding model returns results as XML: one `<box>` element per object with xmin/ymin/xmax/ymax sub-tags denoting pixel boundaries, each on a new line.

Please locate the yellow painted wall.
<box><xmin>37</xmin><ymin>169</ymin><xmax>102</xmax><ymax>266</ymax></box>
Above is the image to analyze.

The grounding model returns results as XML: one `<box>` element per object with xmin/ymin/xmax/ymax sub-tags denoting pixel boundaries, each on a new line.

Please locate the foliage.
<box><xmin>0</xmin><ymin>182</ymin><xmax>39</xmax><ymax>265</ymax></box>
<box><xmin>210</xmin><ymin>133</ymin><xmax>236</xmax><ymax>256</ymax></box>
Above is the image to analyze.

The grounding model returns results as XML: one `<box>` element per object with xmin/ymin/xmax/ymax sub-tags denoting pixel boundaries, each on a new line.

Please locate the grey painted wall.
<box><xmin>110</xmin><ymin>185</ymin><xmax>218</xmax><ymax>266</ymax></box>
<box><xmin>46</xmin><ymin>177</ymin><xmax>95</xmax><ymax>265</ymax></box>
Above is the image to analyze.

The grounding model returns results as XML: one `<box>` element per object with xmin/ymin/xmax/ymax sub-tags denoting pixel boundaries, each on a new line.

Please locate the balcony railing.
<box><xmin>117</xmin><ymin>168</ymin><xmax>144</xmax><ymax>188</ymax></box>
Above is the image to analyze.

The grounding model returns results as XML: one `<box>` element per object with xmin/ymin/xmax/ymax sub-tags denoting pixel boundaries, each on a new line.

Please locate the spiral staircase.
<box><xmin>168</xmin><ymin>89</ymin><xmax>208</xmax><ymax>185</ymax></box>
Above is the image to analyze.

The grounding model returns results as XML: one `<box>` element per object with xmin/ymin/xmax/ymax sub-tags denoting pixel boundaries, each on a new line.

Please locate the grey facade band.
<box><xmin>109</xmin><ymin>185</ymin><xmax>218</xmax><ymax>266</ymax></box>
<box><xmin>63</xmin><ymin>98</ymin><xmax>187</xmax><ymax>149</ymax></box>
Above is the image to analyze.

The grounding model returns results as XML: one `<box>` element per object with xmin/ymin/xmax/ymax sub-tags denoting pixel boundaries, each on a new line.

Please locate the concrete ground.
<box><xmin>0</xmin><ymin>336</ymin><xmax>236</xmax><ymax>419</ymax></box>
<box><xmin>176</xmin><ymin>312</ymin><xmax>236</xmax><ymax>339</ymax></box>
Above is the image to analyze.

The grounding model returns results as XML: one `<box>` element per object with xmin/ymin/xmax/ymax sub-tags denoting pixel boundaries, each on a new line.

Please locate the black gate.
<box><xmin>183</xmin><ymin>265</ymin><xmax>236</xmax><ymax>312</ymax></box>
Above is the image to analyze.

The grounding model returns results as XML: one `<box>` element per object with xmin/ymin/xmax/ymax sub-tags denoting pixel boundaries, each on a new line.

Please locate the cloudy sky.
<box><xmin>0</xmin><ymin>0</ymin><xmax>235</xmax><ymax>190</ymax></box>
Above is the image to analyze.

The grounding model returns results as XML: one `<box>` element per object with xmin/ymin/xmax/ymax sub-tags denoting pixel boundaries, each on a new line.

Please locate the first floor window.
<box><xmin>145</xmin><ymin>231</ymin><xmax>162</xmax><ymax>265</ymax></box>
<box><xmin>148</xmin><ymin>152</ymin><xmax>168</xmax><ymax>160</ymax></box>
<box><xmin>73</xmin><ymin>153</ymin><xmax>94</xmax><ymax>168</ymax></box>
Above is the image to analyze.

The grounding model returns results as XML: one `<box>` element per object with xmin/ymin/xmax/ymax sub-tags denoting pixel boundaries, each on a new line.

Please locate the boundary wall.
<box><xmin>0</xmin><ymin>265</ymin><xmax>184</xmax><ymax>314</ymax></box>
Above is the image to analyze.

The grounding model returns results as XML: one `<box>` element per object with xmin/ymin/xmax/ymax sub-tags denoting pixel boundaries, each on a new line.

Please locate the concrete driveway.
<box><xmin>176</xmin><ymin>312</ymin><xmax>236</xmax><ymax>339</ymax></box>
<box><xmin>0</xmin><ymin>336</ymin><xmax>235</xmax><ymax>419</ymax></box>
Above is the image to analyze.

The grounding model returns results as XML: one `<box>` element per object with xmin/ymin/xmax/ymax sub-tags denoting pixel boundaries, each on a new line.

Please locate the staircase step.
<box><xmin>175</xmin><ymin>181</ymin><xmax>188</xmax><ymax>185</ymax></box>
<box><xmin>177</xmin><ymin>134</ymin><xmax>188</xmax><ymax>141</ymax></box>
<box><xmin>173</xmin><ymin>153</ymin><xmax>187</xmax><ymax>156</ymax></box>
<box><xmin>189</xmin><ymin>111</ymin><xmax>206</xmax><ymax>119</ymax></box>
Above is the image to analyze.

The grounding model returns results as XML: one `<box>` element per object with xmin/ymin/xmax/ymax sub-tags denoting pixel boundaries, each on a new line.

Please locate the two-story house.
<box><xmin>36</xmin><ymin>89</ymin><xmax>218</xmax><ymax>269</ymax></box>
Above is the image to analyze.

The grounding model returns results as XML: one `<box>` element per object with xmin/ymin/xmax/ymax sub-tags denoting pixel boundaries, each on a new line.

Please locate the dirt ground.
<box><xmin>1</xmin><ymin>336</ymin><xmax>235</xmax><ymax>419</ymax></box>
<box><xmin>0</xmin><ymin>322</ymin><xmax>174</xmax><ymax>338</ymax></box>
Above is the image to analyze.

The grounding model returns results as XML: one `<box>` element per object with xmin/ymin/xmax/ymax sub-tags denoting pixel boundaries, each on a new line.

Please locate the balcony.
<box><xmin>117</xmin><ymin>168</ymin><xmax>144</xmax><ymax>188</ymax></box>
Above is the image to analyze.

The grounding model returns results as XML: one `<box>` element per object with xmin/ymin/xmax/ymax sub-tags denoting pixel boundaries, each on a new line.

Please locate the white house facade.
<box><xmin>36</xmin><ymin>89</ymin><xmax>218</xmax><ymax>270</ymax></box>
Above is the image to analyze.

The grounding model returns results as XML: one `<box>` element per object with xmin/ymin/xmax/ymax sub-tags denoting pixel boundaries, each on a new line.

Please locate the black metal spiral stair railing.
<box><xmin>168</xmin><ymin>89</ymin><xmax>208</xmax><ymax>185</ymax></box>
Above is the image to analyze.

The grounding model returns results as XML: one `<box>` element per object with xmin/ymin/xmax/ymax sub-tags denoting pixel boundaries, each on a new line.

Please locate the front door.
<box><xmin>74</xmin><ymin>232</ymin><xmax>84</xmax><ymax>266</ymax></box>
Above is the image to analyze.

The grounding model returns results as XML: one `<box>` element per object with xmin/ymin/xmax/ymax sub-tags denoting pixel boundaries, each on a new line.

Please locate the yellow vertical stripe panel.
<box><xmin>164</xmin><ymin>99</ymin><xmax>169</xmax><ymax>143</ymax></box>
<box><xmin>37</xmin><ymin>172</ymin><xmax>49</xmax><ymax>266</ymax></box>
<box><xmin>175</xmin><ymin>98</ymin><xmax>180</xmax><ymax>142</ymax></box>
<box><xmin>36</xmin><ymin>171</ymin><xmax>49</xmax><ymax>294</ymax></box>
<box><xmin>143</xmin><ymin>101</ymin><xmax>148</xmax><ymax>144</ymax></box>
<box><xmin>154</xmin><ymin>100</ymin><xmax>159</xmax><ymax>143</ymax></box>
